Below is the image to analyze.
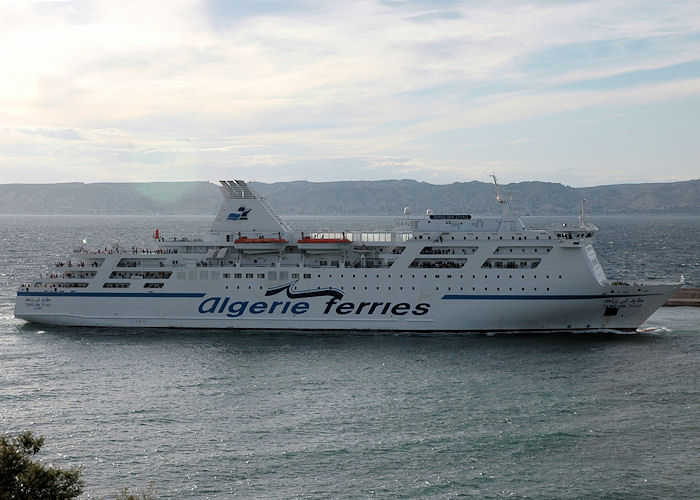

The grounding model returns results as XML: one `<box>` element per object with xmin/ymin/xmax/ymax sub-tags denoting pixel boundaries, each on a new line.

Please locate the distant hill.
<box><xmin>0</xmin><ymin>179</ymin><xmax>697</xmax><ymax>215</ymax></box>
<box><xmin>0</xmin><ymin>182</ymin><xmax>216</xmax><ymax>215</ymax></box>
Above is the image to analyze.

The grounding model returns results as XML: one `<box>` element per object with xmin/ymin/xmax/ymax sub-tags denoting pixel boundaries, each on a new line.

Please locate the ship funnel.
<box><xmin>211</xmin><ymin>180</ymin><xmax>292</xmax><ymax>235</ymax></box>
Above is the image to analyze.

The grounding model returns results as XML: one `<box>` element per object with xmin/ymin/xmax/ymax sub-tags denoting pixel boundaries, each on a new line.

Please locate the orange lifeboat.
<box><xmin>297</xmin><ymin>237</ymin><xmax>351</xmax><ymax>253</ymax></box>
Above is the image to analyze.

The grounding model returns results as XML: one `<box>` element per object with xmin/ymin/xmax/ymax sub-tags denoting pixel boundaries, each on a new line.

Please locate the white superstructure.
<box><xmin>15</xmin><ymin>179</ymin><xmax>681</xmax><ymax>332</ymax></box>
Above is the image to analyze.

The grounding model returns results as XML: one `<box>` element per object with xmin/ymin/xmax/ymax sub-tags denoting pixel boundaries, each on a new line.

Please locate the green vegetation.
<box><xmin>0</xmin><ymin>431</ymin><xmax>83</xmax><ymax>499</ymax></box>
<box><xmin>1</xmin><ymin>432</ymin><xmax>157</xmax><ymax>500</ymax></box>
<box><xmin>109</xmin><ymin>484</ymin><xmax>157</xmax><ymax>500</ymax></box>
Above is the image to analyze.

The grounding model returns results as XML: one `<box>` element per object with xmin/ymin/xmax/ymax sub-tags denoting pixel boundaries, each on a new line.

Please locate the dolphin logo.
<box><xmin>265</xmin><ymin>280</ymin><xmax>344</xmax><ymax>300</ymax></box>
<box><xmin>227</xmin><ymin>207</ymin><xmax>252</xmax><ymax>221</ymax></box>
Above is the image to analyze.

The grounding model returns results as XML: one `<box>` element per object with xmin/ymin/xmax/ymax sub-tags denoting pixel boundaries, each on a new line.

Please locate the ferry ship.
<box><xmin>15</xmin><ymin>179</ymin><xmax>681</xmax><ymax>332</ymax></box>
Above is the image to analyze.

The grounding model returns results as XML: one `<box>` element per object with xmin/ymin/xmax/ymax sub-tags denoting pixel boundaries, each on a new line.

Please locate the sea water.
<box><xmin>0</xmin><ymin>215</ymin><xmax>698</xmax><ymax>498</ymax></box>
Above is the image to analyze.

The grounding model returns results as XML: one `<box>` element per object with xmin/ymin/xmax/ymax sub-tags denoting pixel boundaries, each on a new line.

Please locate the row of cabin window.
<box><xmin>220</xmin><ymin>273</ymin><xmax>311</xmax><ymax>279</ymax></box>
<box><xmin>225</xmin><ymin>284</ymin><xmax>554</xmax><ymax>292</ymax></box>
<box><xmin>213</xmin><ymin>272</ymin><xmax>565</xmax><ymax>280</ymax></box>
<box><xmin>493</xmin><ymin>247</ymin><xmax>552</xmax><ymax>253</ymax></box>
<box><xmin>109</xmin><ymin>271</ymin><xmax>173</xmax><ymax>279</ymax></box>
<box><xmin>42</xmin><ymin>282</ymin><xmax>89</xmax><ymax>288</ymax></box>
<box><xmin>313</xmin><ymin>273</ymin><xmax>563</xmax><ymax>280</ymax></box>
<box><xmin>415</xmin><ymin>234</ymin><xmax>554</xmax><ymax>240</ymax></box>
<box><xmin>61</xmin><ymin>272</ymin><xmax>97</xmax><ymax>279</ymax></box>
<box><xmin>103</xmin><ymin>282</ymin><xmax>164</xmax><ymax>288</ymax></box>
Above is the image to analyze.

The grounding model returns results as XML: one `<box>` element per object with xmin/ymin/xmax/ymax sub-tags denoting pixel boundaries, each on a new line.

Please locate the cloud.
<box><xmin>10</xmin><ymin>127</ymin><xmax>85</xmax><ymax>140</ymax></box>
<box><xmin>0</xmin><ymin>0</ymin><xmax>699</xmax><ymax>185</ymax></box>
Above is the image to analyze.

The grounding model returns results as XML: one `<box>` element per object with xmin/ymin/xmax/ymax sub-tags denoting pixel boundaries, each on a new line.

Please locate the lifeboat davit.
<box><xmin>234</xmin><ymin>237</ymin><xmax>288</xmax><ymax>253</ymax></box>
<box><xmin>297</xmin><ymin>237</ymin><xmax>351</xmax><ymax>253</ymax></box>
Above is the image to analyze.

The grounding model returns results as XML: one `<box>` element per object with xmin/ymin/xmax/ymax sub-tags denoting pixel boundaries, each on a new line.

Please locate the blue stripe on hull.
<box><xmin>441</xmin><ymin>293</ymin><xmax>660</xmax><ymax>300</ymax></box>
<box><xmin>17</xmin><ymin>292</ymin><xmax>661</xmax><ymax>300</ymax></box>
<box><xmin>17</xmin><ymin>291</ymin><xmax>206</xmax><ymax>298</ymax></box>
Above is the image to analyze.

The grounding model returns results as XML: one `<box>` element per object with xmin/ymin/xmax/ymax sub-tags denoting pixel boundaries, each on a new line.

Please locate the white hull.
<box><xmin>16</xmin><ymin>283</ymin><xmax>677</xmax><ymax>332</ymax></box>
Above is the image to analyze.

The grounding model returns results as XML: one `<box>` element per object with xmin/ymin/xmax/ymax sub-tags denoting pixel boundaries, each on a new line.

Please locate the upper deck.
<box><xmin>18</xmin><ymin>179</ymin><xmax>607</xmax><ymax>292</ymax></box>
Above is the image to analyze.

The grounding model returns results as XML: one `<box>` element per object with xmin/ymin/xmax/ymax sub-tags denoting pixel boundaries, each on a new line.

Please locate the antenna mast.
<box><xmin>491</xmin><ymin>174</ymin><xmax>511</xmax><ymax>215</ymax></box>
<box><xmin>579</xmin><ymin>198</ymin><xmax>586</xmax><ymax>227</ymax></box>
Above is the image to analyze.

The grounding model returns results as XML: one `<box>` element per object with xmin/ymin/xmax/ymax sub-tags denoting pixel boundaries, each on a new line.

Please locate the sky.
<box><xmin>1</xmin><ymin>0</ymin><xmax>699</xmax><ymax>187</ymax></box>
